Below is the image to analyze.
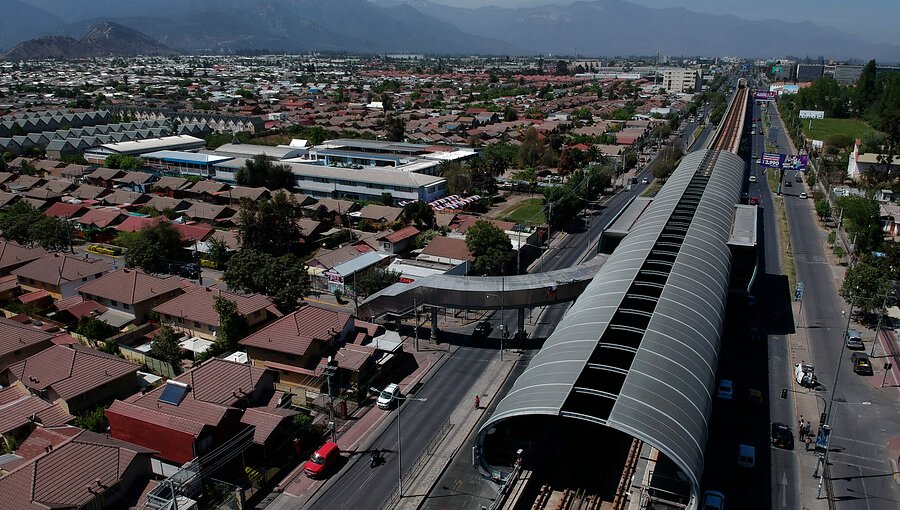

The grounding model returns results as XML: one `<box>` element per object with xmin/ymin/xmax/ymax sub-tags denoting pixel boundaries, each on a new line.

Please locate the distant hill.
<box><xmin>4</xmin><ymin>22</ymin><xmax>178</xmax><ymax>60</ymax></box>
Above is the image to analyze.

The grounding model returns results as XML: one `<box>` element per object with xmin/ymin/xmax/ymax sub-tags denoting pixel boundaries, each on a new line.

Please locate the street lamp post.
<box><xmin>370</xmin><ymin>388</ymin><xmax>427</xmax><ymax>498</ymax></box>
<box><xmin>486</xmin><ymin>281</ymin><xmax>505</xmax><ymax>360</ymax></box>
<box><xmin>817</xmin><ymin>295</ymin><xmax>855</xmax><ymax>498</ymax></box>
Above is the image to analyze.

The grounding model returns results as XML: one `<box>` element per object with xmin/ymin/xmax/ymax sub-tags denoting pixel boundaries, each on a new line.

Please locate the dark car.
<box><xmin>771</xmin><ymin>422</ymin><xmax>794</xmax><ymax>449</ymax></box>
<box><xmin>473</xmin><ymin>321</ymin><xmax>493</xmax><ymax>338</ymax></box>
<box><xmin>784</xmin><ymin>180</ymin><xmax>793</xmax><ymax>187</ymax></box>
<box><xmin>851</xmin><ymin>352</ymin><xmax>874</xmax><ymax>375</ymax></box>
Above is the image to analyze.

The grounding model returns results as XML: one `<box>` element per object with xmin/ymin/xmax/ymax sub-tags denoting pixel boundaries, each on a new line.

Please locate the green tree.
<box><xmin>33</xmin><ymin>216</ymin><xmax>70</xmax><ymax>252</ymax></box>
<box><xmin>214</xmin><ymin>296</ymin><xmax>246</xmax><ymax>351</ymax></box>
<box><xmin>814</xmin><ymin>198</ymin><xmax>832</xmax><ymax>220</ymax></box>
<box><xmin>205</xmin><ymin>237</ymin><xmax>231</xmax><ymax>268</ymax></box>
<box><xmin>224</xmin><ymin>249</ymin><xmax>310</xmax><ymax>313</ymax></box>
<box><xmin>237</xmin><ymin>191</ymin><xmax>300</xmax><ymax>256</ymax></box>
<box><xmin>122</xmin><ymin>221</ymin><xmax>184</xmax><ymax>272</ymax></box>
<box><xmin>150</xmin><ymin>324</ymin><xmax>184</xmax><ymax>374</ymax></box>
<box><xmin>380</xmin><ymin>192</ymin><xmax>394</xmax><ymax>206</ymax></box>
<box><xmin>0</xmin><ymin>201</ymin><xmax>42</xmax><ymax>245</ymax></box>
<box><xmin>385</xmin><ymin>115</ymin><xmax>405</xmax><ymax>142</ymax></box>
<box><xmin>19</xmin><ymin>160</ymin><xmax>36</xmax><ymax>176</ymax></box>
<box><xmin>854</xmin><ymin>59</ymin><xmax>878</xmax><ymax>115</ymax></box>
<box><xmin>355</xmin><ymin>268</ymin><xmax>401</xmax><ymax>299</ymax></box>
<box><xmin>104</xmin><ymin>154</ymin><xmax>143</xmax><ymax>170</ymax></box>
<box><xmin>836</xmin><ymin>195</ymin><xmax>882</xmax><ymax>253</ymax></box>
<box><xmin>74</xmin><ymin>405</ymin><xmax>108</xmax><ymax>433</ymax></box>
<box><xmin>75</xmin><ymin>316</ymin><xmax>116</xmax><ymax>340</ymax></box>
<box><xmin>236</xmin><ymin>154</ymin><xmax>293</xmax><ymax>190</ymax></box>
<box><xmin>402</xmin><ymin>201</ymin><xmax>435</xmax><ymax>229</ymax></box>
<box><xmin>465</xmin><ymin>220</ymin><xmax>512</xmax><ymax>275</ymax></box>
<box><xmin>518</xmin><ymin>127</ymin><xmax>545</xmax><ymax>168</ymax></box>
<box><xmin>840</xmin><ymin>260</ymin><xmax>891</xmax><ymax>314</ymax></box>
<box><xmin>441</xmin><ymin>161</ymin><xmax>471</xmax><ymax>194</ymax></box>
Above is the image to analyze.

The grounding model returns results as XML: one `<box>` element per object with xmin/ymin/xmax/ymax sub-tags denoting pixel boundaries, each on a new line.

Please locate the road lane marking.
<box><xmin>831</xmin><ymin>435</ymin><xmax>883</xmax><ymax>448</ymax></box>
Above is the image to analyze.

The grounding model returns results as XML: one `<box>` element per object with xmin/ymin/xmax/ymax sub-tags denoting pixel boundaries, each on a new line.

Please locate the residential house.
<box><xmin>100</xmin><ymin>189</ymin><xmax>150</xmax><ymax>207</ymax></box>
<box><xmin>296</xmin><ymin>217</ymin><xmax>327</xmax><ymax>243</ymax></box>
<box><xmin>85</xmin><ymin>167</ymin><xmax>126</xmax><ymax>188</ymax></box>
<box><xmin>379</xmin><ymin>225</ymin><xmax>420</xmax><ymax>254</ymax></box>
<box><xmin>0</xmin><ymin>317</ymin><xmax>57</xmax><ymax>372</ymax></box>
<box><xmin>417</xmin><ymin>236</ymin><xmax>474</xmax><ymax>268</ymax></box>
<box><xmin>0</xmin><ymin>191</ymin><xmax>22</xmax><ymax>209</ymax></box>
<box><xmin>116</xmin><ymin>171</ymin><xmax>157</xmax><ymax>192</ymax></box>
<box><xmin>43</xmin><ymin>201</ymin><xmax>88</xmax><ymax>221</ymax></box>
<box><xmin>0</xmin><ymin>427</ymin><xmax>156</xmax><ymax>510</ymax></box>
<box><xmin>215</xmin><ymin>186</ymin><xmax>271</xmax><ymax>205</ymax></box>
<box><xmin>153</xmin><ymin>286</ymin><xmax>278</xmax><ymax>341</ymax></box>
<box><xmin>356</xmin><ymin>204</ymin><xmax>403</xmax><ymax>225</ymax></box>
<box><xmin>69</xmin><ymin>184</ymin><xmax>111</xmax><ymax>201</ymax></box>
<box><xmin>2</xmin><ymin>344</ymin><xmax>140</xmax><ymax>415</ymax></box>
<box><xmin>77</xmin><ymin>268</ymin><xmax>185</xmax><ymax>323</ymax></box>
<box><xmin>184</xmin><ymin>201</ymin><xmax>236</xmax><ymax>225</ymax></box>
<box><xmin>143</xmin><ymin>194</ymin><xmax>191</xmax><ymax>213</ymax></box>
<box><xmin>0</xmin><ymin>240</ymin><xmax>47</xmax><ymax>275</ymax></box>
<box><xmin>0</xmin><ymin>385</ymin><xmax>73</xmax><ymax>442</ymax></box>
<box><xmin>185</xmin><ymin>179</ymin><xmax>230</xmax><ymax>201</ymax></box>
<box><xmin>239</xmin><ymin>304</ymin><xmax>353</xmax><ymax>392</ymax></box>
<box><xmin>152</xmin><ymin>175</ymin><xmax>192</xmax><ymax>196</ymax></box>
<box><xmin>12</xmin><ymin>253</ymin><xmax>112</xmax><ymax>298</ymax></box>
<box><xmin>106</xmin><ymin>358</ymin><xmax>290</xmax><ymax>466</ymax></box>
<box><xmin>76</xmin><ymin>207</ymin><xmax>127</xmax><ymax>232</ymax></box>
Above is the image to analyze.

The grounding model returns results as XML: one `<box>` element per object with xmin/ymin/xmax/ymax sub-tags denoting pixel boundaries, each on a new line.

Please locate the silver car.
<box><xmin>845</xmin><ymin>329</ymin><xmax>864</xmax><ymax>350</ymax></box>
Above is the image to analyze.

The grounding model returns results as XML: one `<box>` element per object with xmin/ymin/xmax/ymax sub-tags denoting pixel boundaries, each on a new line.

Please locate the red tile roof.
<box><xmin>420</xmin><ymin>236</ymin><xmax>474</xmax><ymax>262</ymax></box>
<box><xmin>154</xmin><ymin>286</ymin><xmax>273</xmax><ymax>327</ymax></box>
<box><xmin>59</xmin><ymin>299</ymin><xmax>107</xmax><ymax>319</ymax></box>
<box><xmin>6</xmin><ymin>344</ymin><xmax>139</xmax><ymax>400</ymax></box>
<box><xmin>239</xmin><ymin>304</ymin><xmax>351</xmax><ymax>357</ymax></box>
<box><xmin>12</xmin><ymin>253</ymin><xmax>112</xmax><ymax>287</ymax></box>
<box><xmin>114</xmin><ymin>215</ymin><xmax>161</xmax><ymax>232</ymax></box>
<box><xmin>172</xmin><ymin>222</ymin><xmax>214</xmax><ymax>243</ymax></box>
<box><xmin>76</xmin><ymin>267</ymin><xmax>183</xmax><ymax>306</ymax></box>
<box><xmin>0</xmin><ymin>387</ymin><xmax>73</xmax><ymax>435</ymax></box>
<box><xmin>379</xmin><ymin>225</ymin><xmax>420</xmax><ymax>244</ymax></box>
<box><xmin>0</xmin><ymin>317</ymin><xmax>55</xmax><ymax>358</ymax></box>
<box><xmin>18</xmin><ymin>289</ymin><xmax>50</xmax><ymax>304</ymax></box>
<box><xmin>15</xmin><ymin>426</ymin><xmax>82</xmax><ymax>460</ymax></box>
<box><xmin>43</xmin><ymin>202</ymin><xmax>87</xmax><ymax>219</ymax></box>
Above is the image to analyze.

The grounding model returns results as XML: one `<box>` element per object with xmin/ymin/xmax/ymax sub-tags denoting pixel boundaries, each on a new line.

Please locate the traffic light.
<box><xmin>781</xmin><ymin>388</ymin><xmax>788</xmax><ymax>399</ymax></box>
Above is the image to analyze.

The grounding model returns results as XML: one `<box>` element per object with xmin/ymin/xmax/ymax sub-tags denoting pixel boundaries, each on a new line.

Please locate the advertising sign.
<box><xmin>754</xmin><ymin>90</ymin><xmax>777</xmax><ymax>101</ymax></box>
<box><xmin>812</xmin><ymin>140</ymin><xmax>824</xmax><ymax>149</ymax></box>
<box><xmin>761</xmin><ymin>152</ymin><xmax>785</xmax><ymax>168</ymax></box>
<box><xmin>799</xmin><ymin>110</ymin><xmax>825</xmax><ymax>119</ymax></box>
<box><xmin>783</xmin><ymin>154</ymin><xmax>809</xmax><ymax>170</ymax></box>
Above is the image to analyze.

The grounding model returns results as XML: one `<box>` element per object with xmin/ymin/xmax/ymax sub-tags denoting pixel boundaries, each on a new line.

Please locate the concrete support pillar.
<box><xmin>517</xmin><ymin>308</ymin><xmax>526</xmax><ymax>337</ymax></box>
<box><xmin>430</xmin><ymin>307</ymin><xmax>440</xmax><ymax>340</ymax></box>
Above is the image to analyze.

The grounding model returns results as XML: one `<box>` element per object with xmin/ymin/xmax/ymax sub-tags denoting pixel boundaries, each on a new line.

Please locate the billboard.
<box><xmin>761</xmin><ymin>152</ymin><xmax>785</xmax><ymax>168</ymax></box>
<box><xmin>799</xmin><ymin>110</ymin><xmax>825</xmax><ymax>119</ymax></box>
<box><xmin>754</xmin><ymin>90</ymin><xmax>777</xmax><ymax>101</ymax></box>
<box><xmin>784</xmin><ymin>154</ymin><xmax>809</xmax><ymax>170</ymax></box>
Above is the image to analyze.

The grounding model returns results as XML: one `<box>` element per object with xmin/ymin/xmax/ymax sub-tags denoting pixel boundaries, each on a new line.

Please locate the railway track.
<box><xmin>709</xmin><ymin>85</ymin><xmax>748</xmax><ymax>153</ymax></box>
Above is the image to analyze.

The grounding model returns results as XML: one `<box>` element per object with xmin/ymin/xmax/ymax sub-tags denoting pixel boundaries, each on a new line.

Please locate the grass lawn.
<box><xmin>500</xmin><ymin>197</ymin><xmax>545</xmax><ymax>225</ymax></box>
<box><xmin>802</xmin><ymin>118</ymin><xmax>874</xmax><ymax>142</ymax></box>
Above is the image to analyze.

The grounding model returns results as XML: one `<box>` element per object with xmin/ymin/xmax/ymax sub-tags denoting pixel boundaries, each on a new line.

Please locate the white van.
<box><xmin>738</xmin><ymin>444</ymin><xmax>756</xmax><ymax>468</ymax></box>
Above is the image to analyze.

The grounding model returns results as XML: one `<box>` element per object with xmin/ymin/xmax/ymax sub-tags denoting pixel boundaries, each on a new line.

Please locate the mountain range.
<box><xmin>3</xmin><ymin>0</ymin><xmax>897</xmax><ymax>61</ymax></box>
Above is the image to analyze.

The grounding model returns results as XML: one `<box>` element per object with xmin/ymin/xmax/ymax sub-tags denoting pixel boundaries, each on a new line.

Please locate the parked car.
<box><xmin>717</xmin><ymin>379</ymin><xmax>734</xmax><ymax>400</ymax></box>
<box><xmin>304</xmin><ymin>441</ymin><xmax>340</xmax><ymax>478</ymax></box>
<box><xmin>473</xmin><ymin>321</ymin><xmax>493</xmax><ymax>338</ymax></box>
<box><xmin>749</xmin><ymin>197</ymin><xmax>759</xmax><ymax>205</ymax></box>
<box><xmin>799</xmin><ymin>192</ymin><xmax>808</xmax><ymax>199</ymax></box>
<box><xmin>784</xmin><ymin>180</ymin><xmax>793</xmax><ymax>187</ymax></box>
<box><xmin>749</xmin><ymin>175</ymin><xmax>757</xmax><ymax>182</ymax></box>
<box><xmin>377</xmin><ymin>383</ymin><xmax>401</xmax><ymax>410</ymax></box>
<box><xmin>641</xmin><ymin>177</ymin><xmax>649</xmax><ymax>184</ymax></box>
<box><xmin>845</xmin><ymin>328</ymin><xmax>864</xmax><ymax>350</ymax></box>
<box><xmin>795</xmin><ymin>174</ymin><xmax>803</xmax><ymax>183</ymax></box>
<box><xmin>737</xmin><ymin>444</ymin><xmax>756</xmax><ymax>468</ymax></box>
<box><xmin>702</xmin><ymin>490</ymin><xmax>726</xmax><ymax>510</ymax></box>
<box><xmin>771</xmin><ymin>422</ymin><xmax>794</xmax><ymax>449</ymax></box>
<box><xmin>850</xmin><ymin>352</ymin><xmax>873</xmax><ymax>375</ymax></box>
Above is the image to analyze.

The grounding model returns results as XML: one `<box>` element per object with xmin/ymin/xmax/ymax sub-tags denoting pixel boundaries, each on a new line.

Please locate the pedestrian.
<box><xmin>799</xmin><ymin>415</ymin><xmax>804</xmax><ymax>431</ymax></box>
<box><xmin>475</xmin><ymin>395</ymin><xmax>481</xmax><ymax>409</ymax></box>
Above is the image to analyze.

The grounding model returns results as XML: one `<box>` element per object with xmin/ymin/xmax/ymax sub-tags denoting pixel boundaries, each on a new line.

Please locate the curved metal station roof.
<box><xmin>479</xmin><ymin>148</ymin><xmax>746</xmax><ymax>497</ymax></box>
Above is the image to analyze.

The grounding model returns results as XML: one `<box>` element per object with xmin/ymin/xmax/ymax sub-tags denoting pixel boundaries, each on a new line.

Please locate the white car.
<box><xmin>749</xmin><ymin>175</ymin><xmax>757</xmax><ymax>182</ymax></box>
<box><xmin>641</xmin><ymin>177</ymin><xmax>649</xmax><ymax>184</ymax></box>
<box><xmin>377</xmin><ymin>383</ymin><xmax>401</xmax><ymax>409</ymax></box>
<box><xmin>702</xmin><ymin>490</ymin><xmax>726</xmax><ymax>510</ymax></box>
<box><xmin>798</xmin><ymin>192</ymin><xmax>808</xmax><ymax>199</ymax></box>
<box><xmin>716</xmin><ymin>379</ymin><xmax>734</xmax><ymax>400</ymax></box>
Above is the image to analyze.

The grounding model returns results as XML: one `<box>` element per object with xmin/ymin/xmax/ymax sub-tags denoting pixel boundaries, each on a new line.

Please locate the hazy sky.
<box><xmin>432</xmin><ymin>0</ymin><xmax>900</xmax><ymax>45</ymax></box>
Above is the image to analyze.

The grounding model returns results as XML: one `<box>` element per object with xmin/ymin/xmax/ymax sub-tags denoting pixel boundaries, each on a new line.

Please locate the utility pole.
<box><xmin>413</xmin><ymin>296</ymin><xmax>419</xmax><ymax>352</ymax></box>
<box><xmin>324</xmin><ymin>360</ymin><xmax>338</xmax><ymax>442</ymax></box>
<box><xmin>500</xmin><ymin>276</ymin><xmax>505</xmax><ymax>361</ymax></box>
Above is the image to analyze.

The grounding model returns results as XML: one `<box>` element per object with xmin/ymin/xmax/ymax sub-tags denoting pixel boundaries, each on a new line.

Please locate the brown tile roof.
<box><xmin>12</xmin><ymin>253</ymin><xmax>112</xmax><ymax>287</ymax></box>
<box><xmin>0</xmin><ymin>240</ymin><xmax>47</xmax><ymax>274</ymax></box>
<box><xmin>154</xmin><ymin>286</ymin><xmax>273</xmax><ymax>327</ymax></box>
<box><xmin>7</xmin><ymin>344</ymin><xmax>139</xmax><ymax>400</ymax></box>
<box><xmin>187</xmin><ymin>179</ymin><xmax>230</xmax><ymax>195</ymax></box>
<box><xmin>15</xmin><ymin>426</ymin><xmax>82</xmax><ymax>460</ymax></box>
<box><xmin>76</xmin><ymin>207</ymin><xmax>126</xmax><ymax>228</ymax></box>
<box><xmin>77</xmin><ymin>267</ymin><xmax>184</xmax><ymax>306</ymax></box>
<box><xmin>90</xmin><ymin>167</ymin><xmax>126</xmax><ymax>181</ymax></box>
<box><xmin>69</xmin><ymin>184</ymin><xmax>109</xmax><ymax>200</ymax></box>
<box><xmin>454</xmin><ymin>215</ymin><xmax>515</xmax><ymax>234</ymax></box>
<box><xmin>153</xmin><ymin>176</ymin><xmax>191</xmax><ymax>191</ymax></box>
<box><xmin>116</xmin><ymin>171</ymin><xmax>155</xmax><ymax>185</ymax></box>
<box><xmin>296</xmin><ymin>218</ymin><xmax>323</xmax><ymax>238</ymax></box>
<box><xmin>0</xmin><ymin>191</ymin><xmax>21</xmax><ymax>208</ymax></box>
<box><xmin>239</xmin><ymin>304</ymin><xmax>350</xmax><ymax>357</ymax></box>
<box><xmin>144</xmin><ymin>194</ymin><xmax>190</xmax><ymax>212</ymax></box>
<box><xmin>380</xmin><ymin>225</ymin><xmax>420</xmax><ymax>243</ymax></box>
<box><xmin>420</xmin><ymin>236</ymin><xmax>474</xmax><ymax>261</ymax></box>
<box><xmin>216</xmin><ymin>186</ymin><xmax>270</xmax><ymax>201</ymax></box>
<box><xmin>309</xmin><ymin>198</ymin><xmax>358</xmax><ymax>215</ymax></box>
<box><xmin>0</xmin><ymin>429</ymin><xmax>154</xmax><ymax>510</ymax></box>
<box><xmin>185</xmin><ymin>202</ymin><xmax>235</xmax><ymax>221</ymax></box>
<box><xmin>0</xmin><ymin>387</ymin><xmax>74</xmax><ymax>435</ymax></box>
<box><xmin>240</xmin><ymin>407</ymin><xmax>297</xmax><ymax>445</ymax></box>
<box><xmin>99</xmin><ymin>189</ymin><xmax>148</xmax><ymax>206</ymax></box>
<box><xmin>210</xmin><ymin>229</ymin><xmax>240</xmax><ymax>251</ymax></box>
<box><xmin>333</xmin><ymin>343</ymin><xmax>375</xmax><ymax>372</ymax></box>
<box><xmin>308</xmin><ymin>245</ymin><xmax>368</xmax><ymax>270</ymax></box>
<box><xmin>358</xmin><ymin>204</ymin><xmax>403</xmax><ymax>222</ymax></box>
<box><xmin>0</xmin><ymin>317</ymin><xmax>56</xmax><ymax>358</ymax></box>
<box><xmin>42</xmin><ymin>179</ymin><xmax>76</xmax><ymax>194</ymax></box>
<box><xmin>113</xmin><ymin>215</ymin><xmax>159</xmax><ymax>232</ymax></box>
